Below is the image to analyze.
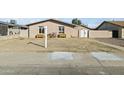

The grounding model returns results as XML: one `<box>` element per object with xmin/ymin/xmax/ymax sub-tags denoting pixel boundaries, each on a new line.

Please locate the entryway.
<box><xmin>79</xmin><ymin>30</ymin><xmax>88</xmax><ymax>38</ymax></box>
<box><xmin>112</xmin><ymin>30</ymin><xmax>118</xmax><ymax>38</ymax></box>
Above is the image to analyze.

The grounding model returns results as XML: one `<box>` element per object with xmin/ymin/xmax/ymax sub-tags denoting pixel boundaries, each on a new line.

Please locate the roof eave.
<box><xmin>26</xmin><ymin>19</ymin><xmax>76</xmax><ymax>28</ymax></box>
<box><xmin>96</xmin><ymin>21</ymin><xmax>124</xmax><ymax>29</ymax></box>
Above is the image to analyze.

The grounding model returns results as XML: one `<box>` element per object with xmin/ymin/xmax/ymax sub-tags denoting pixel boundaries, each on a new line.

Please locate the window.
<box><xmin>39</xmin><ymin>26</ymin><xmax>44</xmax><ymax>33</ymax></box>
<box><xmin>59</xmin><ymin>26</ymin><xmax>64</xmax><ymax>33</ymax></box>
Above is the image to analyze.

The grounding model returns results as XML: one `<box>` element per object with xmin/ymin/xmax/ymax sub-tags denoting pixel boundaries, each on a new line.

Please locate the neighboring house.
<box><xmin>0</xmin><ymin>21</ymin><xmax>28</xmax><ymax>38</ymax></box>
<box><xmin>27</xmin><ymin>19</ymin><xmax>91</xmax><ymax>38</ymax></box>
<box><xmin>96</xmin><ymin>21</ymin><xmax>124</xmax><ymax>38</ymax></box>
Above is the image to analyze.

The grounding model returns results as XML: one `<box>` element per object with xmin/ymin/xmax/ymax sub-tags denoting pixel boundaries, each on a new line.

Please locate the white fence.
<box><xmin>0</xmin><ymin>35</ymin><xmax>19</xmax><ymax>40</ymax></box>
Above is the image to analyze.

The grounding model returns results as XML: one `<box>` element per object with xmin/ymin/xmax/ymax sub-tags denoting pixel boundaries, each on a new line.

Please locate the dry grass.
<box><xmin>0</xmin><ymin>38</ymin><xmax>121</xmax><ymax>53</ymax></box>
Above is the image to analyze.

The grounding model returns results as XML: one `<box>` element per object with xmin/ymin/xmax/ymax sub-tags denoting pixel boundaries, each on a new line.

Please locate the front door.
<box><xmin>80</xmin><ymin>30</ymin><xmax>88</xmax><ymax>38</ymax></box>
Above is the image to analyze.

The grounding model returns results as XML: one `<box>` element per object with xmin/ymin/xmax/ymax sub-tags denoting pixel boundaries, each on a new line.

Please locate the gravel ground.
<box><xmin>95</xmin><ymin>38</ymin><xmax>124</xmax><ymax>47</ymax></box>
<box><xmin>0</xmin><ymin>38</ymin><xmax>123</xmax><ymax>75</ymax></box>
<box><xmin>0</xmin><ymin>38</ymin><xmax>122</xmax><ymax>53</ymax></box>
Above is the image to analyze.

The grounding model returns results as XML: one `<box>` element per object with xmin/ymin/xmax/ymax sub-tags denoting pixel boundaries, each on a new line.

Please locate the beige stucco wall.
<box><xmin>8</xmin><ymin>28</ymin><xmax>28</xmax><ymax>38</ymax></box>
<box><xmin>20</xmin><ymin>29</ymin><xmax>29</xmax><ymax>38</ymax></box>
<box><xmin>121</xmin><ymin>28</ymin><xmax>124</xmax><ymax>38</ymax></box>
<box><xmin>28</xmin><ymin>21</ymin><xmax>78</xmax><ymax>38</ymax></box>
<box><xmin>89</xmin><ymin>30</ymin><xmax>112</xmax><ymax>38</ymax></box>
<box><xmin>118</xmin><ymin>29</ymin><xmax>122</xmax><ymax>38</ymax></box>
<box><xmin>8</xmin><ymin>28</ymin><xmax>20</xmax><ymax>36</ymax></box>
<box><xmin>74</xmin><ymin>25</ymin><xmax>89</xmax><ymax>38</ymax></box>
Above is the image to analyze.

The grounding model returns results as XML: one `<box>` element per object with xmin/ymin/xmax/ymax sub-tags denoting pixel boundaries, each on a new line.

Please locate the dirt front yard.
<box><xmin>95</xmin><ymin>38</ymin><xmax>124</xmax><ymax>47</ymax></box>
<box><xmin>0</xmin><ymin>38</ymin><xmax>123</xmax><ymax>75</ymax></box>
<box><xmin>0</xmin><ymin>38</ymin><xmax>122</xmax><ymax>53</ymax></box>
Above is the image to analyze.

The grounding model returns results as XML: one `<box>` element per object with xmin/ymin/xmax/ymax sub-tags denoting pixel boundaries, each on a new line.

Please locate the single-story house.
<box><xmin>0</xmin><ymin>21</ymin><xmax>28</xmax><ymax>38</ymax></box>
<box><xmin>27</xmin><ymin>19</ymin><xmax>92</xmax><ymax>38</ymax></box>
<box><xmin>96</xmin><ymin>21</ymin><xmax>124</xmax><ymax>38</ymax></box>
<box><xmin>27</xmin><ymin>19</ymin><xmax>113</xmax><ymax>38</ymax></box>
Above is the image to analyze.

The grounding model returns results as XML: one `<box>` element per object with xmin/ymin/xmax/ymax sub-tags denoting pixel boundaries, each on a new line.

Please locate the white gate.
<box><xmin>79</xmin><ymin>30</ymin><xmax>88</xmax><ymax>38</ymax></box>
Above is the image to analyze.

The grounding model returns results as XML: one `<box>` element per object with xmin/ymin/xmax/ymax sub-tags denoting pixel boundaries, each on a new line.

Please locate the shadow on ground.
<box><xmin>27</xmin><ymin>42</ymin><xmax>45</xmax><ymax>48</ymax></box>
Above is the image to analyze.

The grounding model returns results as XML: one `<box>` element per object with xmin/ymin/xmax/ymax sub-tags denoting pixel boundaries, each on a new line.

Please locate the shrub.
<box><xmin>48</xmin><ymin>32</ymin><xmax>57</xmax><ymax>38</ymax></box>
<box><xmin>35</xmin><ymin>34</ymin><xmax>44</xmax><ymax>38</ymax></box>
<box><xmin>58</xmin><ymin>33</ymin><xmax>66</xmax><ymax>38</ymax></box>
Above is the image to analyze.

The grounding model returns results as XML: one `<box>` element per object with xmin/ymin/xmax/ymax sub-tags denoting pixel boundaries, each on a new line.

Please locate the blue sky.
<box><xmin>0</xmin><ymin>18</ymin><xmax>124</xmax><ymax>28</ymax></box>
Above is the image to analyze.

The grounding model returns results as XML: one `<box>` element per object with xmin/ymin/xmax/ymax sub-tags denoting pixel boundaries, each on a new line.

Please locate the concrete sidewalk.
<box><xmin>0</xmin><ymin>52</ymin><xmax>123</xmax><ymax>75</ymax></box>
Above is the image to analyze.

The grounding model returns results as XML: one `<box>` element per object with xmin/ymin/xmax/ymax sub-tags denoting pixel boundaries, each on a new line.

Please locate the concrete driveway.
<box><xmin>0</xmin><ymin>52</ymin><xmax>124</xmax><ymax>75</ymax></box>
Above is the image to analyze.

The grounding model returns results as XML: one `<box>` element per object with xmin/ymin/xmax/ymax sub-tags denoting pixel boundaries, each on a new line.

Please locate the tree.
<box><xmin>72</xmin><ymin>18</ymin><xmax>82</xmax><ymax>25</ymax></box>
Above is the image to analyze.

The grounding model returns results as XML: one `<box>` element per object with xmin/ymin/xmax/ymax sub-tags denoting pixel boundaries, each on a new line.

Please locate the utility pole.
<box><xmin>44</xmin><ymin>26</ymin><xmax>48</xmax><ymax>48</ymax></box>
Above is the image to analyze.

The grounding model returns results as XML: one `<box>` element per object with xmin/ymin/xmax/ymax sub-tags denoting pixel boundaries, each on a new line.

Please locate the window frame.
<box><xmin>58</xmin><ymin>26</ymin><xmax>64</xmax><ymax>33</ymax></box>
<box><xmin>39</xmin><ymin>26</ymin><xmax>44</xmax><ymax>34</ymax></box>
